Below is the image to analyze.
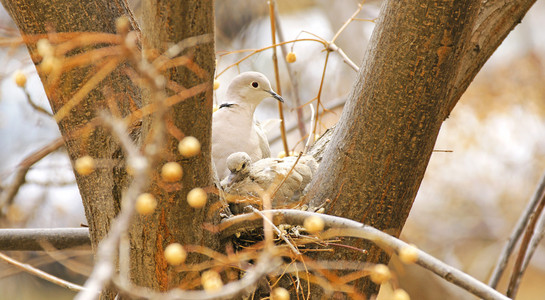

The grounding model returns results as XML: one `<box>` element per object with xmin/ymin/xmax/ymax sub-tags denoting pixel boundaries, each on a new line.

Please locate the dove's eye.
<box><xmin>241</xmin><ymin>162</ymin><xmax>247</xmax><ymax>169</ymax></box>
<box><xmin>251</xmin><ymin>82</ymin><xmax>259</xmax><ymax>88</ymax></box>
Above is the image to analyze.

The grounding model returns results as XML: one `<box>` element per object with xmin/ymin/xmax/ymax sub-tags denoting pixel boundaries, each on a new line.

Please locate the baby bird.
<box><xmin>212</xmin><ymin>72</ymin><xmax>283</xmax><ymax>179</ymax></box>
<box><xmin>221</xmin><ymin>152</ymin><xmax>318</xmax><ymax>214</ymax></box>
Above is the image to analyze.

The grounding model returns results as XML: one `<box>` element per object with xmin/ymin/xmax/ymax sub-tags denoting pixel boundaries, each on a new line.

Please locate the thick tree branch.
<box><xmin>0</xmin><ymin>228</ymin><xmax>90</xmax><ymax>251</ymax></box>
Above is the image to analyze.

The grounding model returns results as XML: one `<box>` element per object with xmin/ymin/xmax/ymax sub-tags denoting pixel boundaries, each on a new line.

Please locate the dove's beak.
<box><xmin>266</xmin><ymin>90</ymin><xmax>284</xmax><ymax>102</ymax></box>
<box><xmin>224</xmin><ymin>171</ymin><xmax>241</xmax><ymax>187</ymax></box>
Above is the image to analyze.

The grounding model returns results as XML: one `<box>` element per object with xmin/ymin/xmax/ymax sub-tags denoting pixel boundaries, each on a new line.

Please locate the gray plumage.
<box><xmin>221</xmin><ymin>152</ymin><xmax>318</xmax><ymax>213</ymax></box>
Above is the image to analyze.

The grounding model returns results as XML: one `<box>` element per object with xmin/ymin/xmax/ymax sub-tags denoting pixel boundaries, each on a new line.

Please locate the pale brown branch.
<box><xmin>272</xmin><ymin>4</ymin><xmax>307</xmax><ymax>139</ymax></box>
<box><xmin>488</xmin><ymin>170</ymin><xmax>545</xmax><ymax>288</ymax></box>
<box><xmin>0</xmin><ymin>251</ymin><xmax>87</xmax><ymax>292</ymax></box>
<box><xmin>0</xmin><ymin>137</ymin><xmax>64</xmax><ymax>213</ymax></box>
<box><xmin>506</xmin><ymin>184</ymin><xmax>545</xmax><ymax>298</ymax></box>
<box><xmin>0</xmin><ymin>228</ymin><xmax>90</xmax><ymax>251</ymax></box>
<box><xmin>268</xmin><ymin>0</ymin><xmax>289</xmax><ymax>155</ymax></box>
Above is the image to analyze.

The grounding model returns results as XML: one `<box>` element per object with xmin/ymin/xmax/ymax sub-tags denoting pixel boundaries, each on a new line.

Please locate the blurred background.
<box><xmin>1</xmin><ymin>0</ymin><xmax>544</xmax><ymax>299</ymax></box>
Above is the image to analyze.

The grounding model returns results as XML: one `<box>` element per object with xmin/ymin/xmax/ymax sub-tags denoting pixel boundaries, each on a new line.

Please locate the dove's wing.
<box><xmin>255</xmin><ymin>120</ymin><xmax>271</xmax><ymax>158</ymax></box>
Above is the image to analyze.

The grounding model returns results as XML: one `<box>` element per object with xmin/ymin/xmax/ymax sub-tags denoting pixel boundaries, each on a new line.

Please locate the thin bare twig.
<box><xmin>23</xmin><ymin>88</ymin><xmax>53</xmax><ymax>117</ymax></box>
<box><xmin>506</xmin><ymin>186</ymin><xmax>545</xmax><ymax>298</ymax></box>
<box><xmin>0</xmin><ymin>252</ymin><xmax>87</xmax><ymax>292</ymax></box>
<box><xmin>0</xmin><ymin>137</ymin><xmax>64</xmax><ymax>213</ymax></box>
<box><xmin>488</xmin><ymin>170</ymin><xmax>545</xmax><ymax>288</ymax></box>
<box><xmin>251</xmin><ymin>207</ymin><xmax>301</xmax><ymax>255</ymax></box>
<box><xmin>268</xmin><ymin>0</ymin><xmax>289</xmax><ymax>155</ymax></box>
<box><xmin>272</xmin><ymin>4</ymin><xmax>307</xmax><ymax>139</ymax></box>
<box><xmin>110</xmin><ymin>252</ymin><xmax>282</xmax><ymax>300</ymax></box>
<box><xmin>311</xmin><ymin>50</ymin><xmax>330</xmax><ymax>138</ymax></box>
<box><xmin>303</xmin><ymin>104</ymin><xmax>316</xmax><ymax>154</ymax></box>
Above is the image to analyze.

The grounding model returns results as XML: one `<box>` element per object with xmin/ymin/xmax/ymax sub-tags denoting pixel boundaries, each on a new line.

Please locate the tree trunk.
<box><xmin>0</xmin><ymin>0</ymin><xmax>139</xmax><ymax>254</ymax></box>
<box><xmin>1</xmin><ymin>0</ymin><xmax>218</xmax><ymax>296</ymax></box>
<box><xmin>130</xmin><ymin>0</ymin><xmax>217</xmax><ymax>291</ymax></box>
<box><xmin>305</xmin><ymin>0</ymin><xmax>481</xmax><ymax>295</ymax></box>
<box><xmin>305</xmin><ymin>0</ymin><xmax>536</xmax><ymax>296</ymax></box>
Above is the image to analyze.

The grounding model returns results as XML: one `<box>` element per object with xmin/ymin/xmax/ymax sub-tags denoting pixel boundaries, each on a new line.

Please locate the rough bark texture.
<box><xmin>0</xmin><ymin>0</ymin><xmax>139</xmax><ymax>253</ymax></box>
<box><xmin>305</xmin><ymin>0</ymin><xmax>482</xmax><ymax>295</ymax></box>
<box><xmin>305</xmin><ymin>0</ymin><xmax>537</xmax><ymax>296</ymax></box>
<box><xmin>133</xmin><ymin>0</ymin><xmax>217</xmax><ymax>291</ymax></box>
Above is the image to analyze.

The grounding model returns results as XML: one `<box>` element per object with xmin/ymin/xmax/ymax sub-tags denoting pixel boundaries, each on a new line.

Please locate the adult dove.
<box><xmin>212</xmin><ymin>72</ymin><xmax>283</xmax><ymax>179</ymax></box>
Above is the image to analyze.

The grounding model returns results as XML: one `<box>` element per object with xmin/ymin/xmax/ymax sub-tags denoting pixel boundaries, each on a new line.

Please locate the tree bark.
<box><xmin>305</xmin><ymin>0</ymin><xmax>482</xmax><ymax>295</ymax></box>
<box><xmin>305</xmin><ymin>0</ymin><xmax>536</xmax><ymax>296</ymax></box>
<box><xmin>130</xmin><ymin>0</ymin><xmax>217</xmax><ymax>291</ymax></box>
<box><xmin>0</xmin><ymin>0</ymin><xmax>139</xmax><ymax>254</ymax></box>
<box><xmin>1</xmin><ymin>0</ymin><xmax>218</xmax><ymax>296</ymax></box>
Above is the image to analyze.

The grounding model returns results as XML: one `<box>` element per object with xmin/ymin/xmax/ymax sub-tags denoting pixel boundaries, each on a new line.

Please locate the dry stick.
<box><xmin>311</xmin><ymin>51</ymin><xmax>331</xmax><ymax>139</ymax></box>
<box><xmin>53</xmin><ymin>57</ymin><xmax>122</xmax><ymax>122</ymax></box>
<box><xmin>38</xmin><ymin>240</ymin><xmax>93</xmax><ymax>276</ymax></box>
<box><xmin>0</xmin><ymin>137</ymin><xmax>64</xmax><ymax>213</ymax></box>
<box><xmin>0</xmin><ymin>228</ymin><xmax>90</xmax><ymax>251</ymax></box>
<box><xmin>268</xmin><ymin>0</ymin><xmax>289</xmax><ymax>155</ymax></box>
<box><xmin>272</xmin><ymin>4</ymin><xmax>307</xmax><ymax>139</ymax></box>
<box><xmin>251</xmin><ymin>207</ymin><xmax>301</xmax><ymax>255</ymax></box>
<box><xmin>0</xmin><ymin>251</ymin><xmax>87</xmax><ymax>279</ymax></box>
<box><xmin>110</xmin><ymin>252</ymin><xmax>282</xmax><ymax>300</ymax></box>
<box><xmin>303</xmin><ymin>104</ymin><xmax>316</xmax><ymax>154</ymax></box>
<box><xmin>0</xmin><ymin>252</ymin><xmax>86</xmax><ymax>292</ymax></box>
<box><xmin>219</xmin><ymin>210</ymin><xmax>510</xmax><ymax>300</ymax></box>
<box><xmin>488</xmin><ymin>170</ymin><xmax>545</xmax><ymax>288</ymax></box>
<box><xmin>521</xmin><ymin>201</ymin><xmax>545</xmax><ymax>276</ymax></box>
<box><xmin>506</xmin><ymin>186</ymin><xmax>545</xmax><ymax>298</ymax></box>
<box><xmin>216</xmin><ymin>38</ymin><xmax>325</xmax><ymax>78</ymax></box>
<box><xmin>23</xmin><ymin>88</ymin><xmax>53</xmax><ymax>117</ymax></box>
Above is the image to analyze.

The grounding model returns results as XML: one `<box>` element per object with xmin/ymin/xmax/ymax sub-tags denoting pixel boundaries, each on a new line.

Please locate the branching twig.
<box><xmin>0</xmin><ymin>137</ymin><xmax>64</xmax><ymax>213</ymax></box>
<box><xmin>111</xmin><ymin>252</ymin><xmax>282</xmax><ymax>300</ymax></box>
<box><xmin>251</xmin><ymin>207</ymin><xmax>301</xmax><ymax>255</ymax></box>
<box><xmin>0</xmin><ymin>252</ymin><xmax>87</xmax><ymax>292</ymax></box>
<box><xmin>23</xmin><ymin>88</ymin><xmax>53</xmax><ymax>117</ymax></box>
<box><xmin>506</xmin><ymin>185</ymin><xmax>545</xmax><ymax>298</ymax></box>
<box><xmin>488</xmin><ymin>170</ymin><xmax>545</xmax><ymax>288</ymax></box>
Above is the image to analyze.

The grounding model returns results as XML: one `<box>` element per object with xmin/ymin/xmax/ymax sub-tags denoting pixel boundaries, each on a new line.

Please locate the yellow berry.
<box><xmin>303</xmin><ymin>215</ymin><xmax>324</xmax><ymax>234</ymax></box>
<box><xmin>75</xmin><ymin>156</ymin><xmax>95</xmax><ymax>176</ymax></box>
<box><xmin>286</xmin><ymin>52</ymin><xmax>297</xmax><ymax>63</ymax></box>
<box><xmin>271</xmin><ymin>287</ymin><xmax>290</xmax><ymax>300</ymax></box>
<box><xmin>40</xmin><ymin>56</ymin><xmax>58</xmax><ymax>74</ymax></box>
<box><xmin>213</xmin><ymin>79</ymin><xmax>220</xmax><ymax>90</ymax></box>
<box><xmin>399</xmin><ymin>244</ymin><xmax>419</xmax><ymax>264</ymax></box>
<box><xmin>36</xmin><ymin>39</ymin><xmax>53</xmax><ymax>58</ymax></box>
<box><xmin>161</xmin><ymin>162</ymin><xmax>183</xmax><ymax>182</ymax></box>
<box><xmin>369</xmin><ymin>264</ymin><xmax>391</xmax><ymax>284</ymax></box>
<box><xmin>392</xmin><ymin>289</ymin><xmax>410</xmax><ymax>300</ymax></box>
<box><xmin>13</xmin><ymin>70</ymin><xmax>27</xmax><ymax>87</ymax></box>
<box><xmin>164</xmin><ymin>243</ymin><xmax>187</xmax><ymax>265</ymax></box>
<box><xmin>277</xmin><ymin>151</ymin><xmax>287</xmax><ymax>159</ymax></box>
<box><xmin>201</xmin><ymin>270</ymin><xmax>223</xmax><ymax>292</ymax></box>
<box><xmin>178</xmin><ymin>136</ymin><xmax>201</xmax><ymax>157</ymax></box>
<box><xmin>187</xmin><ymin>188</ymin><xmax>207</xmax><ymax>208</ymax></box>
<box><xmin>115</xmin><ymin>16</ymin><xmax>130</xmax><ymax>34</ymax></box>
<box><xmin>136</xmin><ymin>193</ymin><xmax>157</xmax><ymax>215</ymax></box>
